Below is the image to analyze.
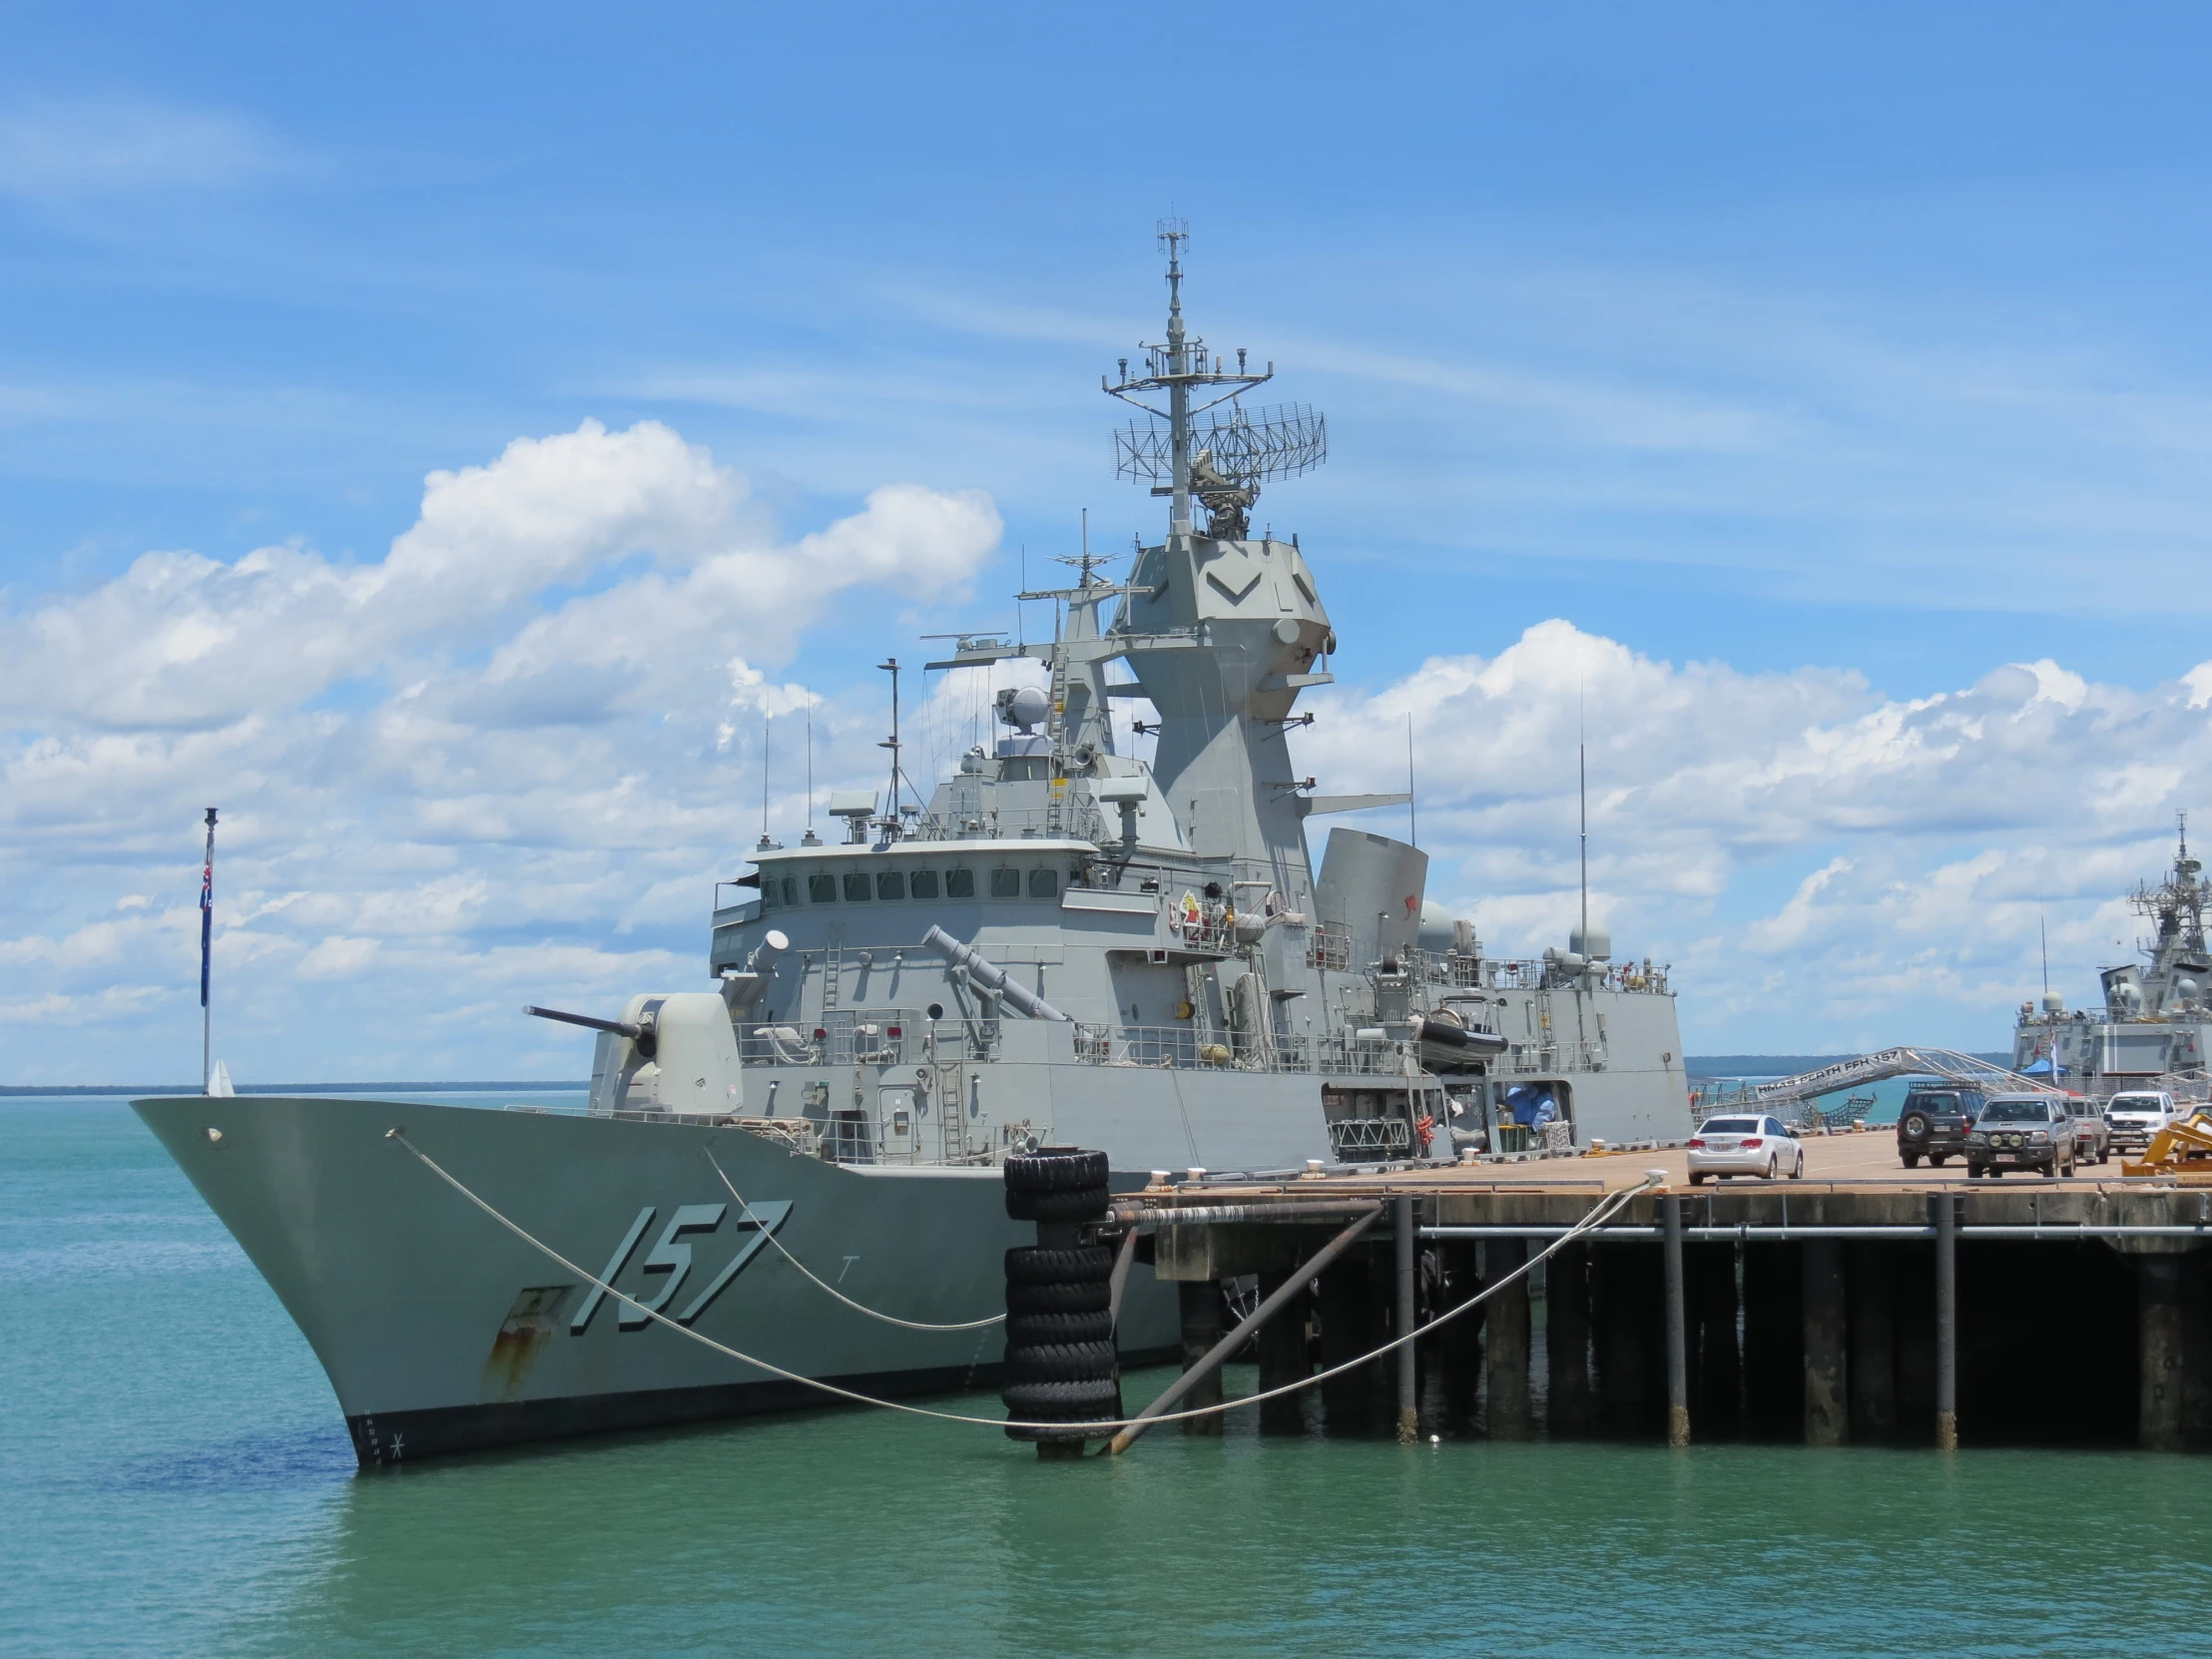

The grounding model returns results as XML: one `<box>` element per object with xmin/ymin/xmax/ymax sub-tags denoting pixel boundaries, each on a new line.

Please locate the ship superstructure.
<box><xmin>2014</xmin><ymin>821</ymin><xmax>2212</xmax><ymax>1092</ymax></box>
<box><xmin>685</xmin><ymin>223</ymin><xmax>1690</xmax><ymax>1166</ymax></box>
<box><xmin>136</xmin><ymin>228</ymin><xmax>1691</xmax><ymax>1464</ymax></box>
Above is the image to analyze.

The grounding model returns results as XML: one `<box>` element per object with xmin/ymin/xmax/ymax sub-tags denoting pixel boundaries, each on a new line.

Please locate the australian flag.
<box><xmin>199</xmin><ymin>846</ymin><xmax>214</xmax><ymax>1009</ymax></box>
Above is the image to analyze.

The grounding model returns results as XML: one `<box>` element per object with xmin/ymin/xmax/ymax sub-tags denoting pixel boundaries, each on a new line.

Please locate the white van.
<box><xmin>2104</xmin><ymin>1090</ymin><xmax>2178</xmax><ymax>1151</ymax></box>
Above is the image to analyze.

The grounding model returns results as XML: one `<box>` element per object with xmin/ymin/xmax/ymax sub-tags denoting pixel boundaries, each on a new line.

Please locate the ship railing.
<box><xmin>1327</xmin><ymin>1116</ymin><xmax>1414</xmax><ymax>1160</ymax></box>
<box><xmin>902</xmin><ymin>805</ymin><xmax>1109</xmax><ymax>844</ymax></box>
<box><xmin>1401</xmin><ymin>951</ymin><xmax>1670</xmax><ymax>994</ymax></box>
<box><xmin>1306</xmin><ymin>923</ymin><xmax>1351</xmax><ymax>972</ymax></box>
<box><xmin>738</xmin><ymin>1007</ymin><xmax>932</xmax><ymax>1069</ymax></box>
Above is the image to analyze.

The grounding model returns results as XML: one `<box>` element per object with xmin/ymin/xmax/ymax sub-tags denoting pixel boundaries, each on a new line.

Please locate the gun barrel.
<box><xmin>523</xmin><ymin>1004</ymin><xmax>645</xmax><ymax>1040</ymax></box>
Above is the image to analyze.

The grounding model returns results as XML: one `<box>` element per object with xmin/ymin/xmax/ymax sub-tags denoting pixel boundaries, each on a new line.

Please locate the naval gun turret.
<box><xmin>527</xmin><ymin>993</ymin><xmax>745</xmax><ymax>1117</ymax></box>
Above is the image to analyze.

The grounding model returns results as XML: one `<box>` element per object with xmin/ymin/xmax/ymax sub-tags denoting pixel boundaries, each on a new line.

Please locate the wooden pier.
<box><xmin>1111</xmin><ymin>1135</ymin><xmax>2212</xmax><ymax>1451</ymax></box>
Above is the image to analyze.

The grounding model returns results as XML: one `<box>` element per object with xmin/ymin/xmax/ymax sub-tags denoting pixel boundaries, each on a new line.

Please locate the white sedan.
<box><xmin>1687</xmin><ymin>1114</ymin><xmax>1805</xmax><ymax>1183</ymax></box>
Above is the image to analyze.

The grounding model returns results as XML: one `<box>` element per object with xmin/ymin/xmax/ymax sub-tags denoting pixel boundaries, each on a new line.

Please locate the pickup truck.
<box><xmin>1965</xmin><ymin>1093</ymin><xmax>2080</xmax><ymax>1178</ymax></box>
<box><xmin>2103</xmin><ymin>1090</ymin><xmax>2179</xmax><ymax>1152</ymax></box>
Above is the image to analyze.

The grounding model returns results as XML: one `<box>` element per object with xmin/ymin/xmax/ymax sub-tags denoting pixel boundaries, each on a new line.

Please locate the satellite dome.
<box><xmin>1416</xmin><ymin>900</ymin><xmax>1457</xmax><ymax>954</ymax></box>
<box><xmin>1570</xmin><ymin>920</ymin><xmax>1612</xmax><ymax>960</ymax></box>
<box><xmin>998</xmin><ymin>686</ymin><xmax>1049</xmax><ymax>733</ymax></box>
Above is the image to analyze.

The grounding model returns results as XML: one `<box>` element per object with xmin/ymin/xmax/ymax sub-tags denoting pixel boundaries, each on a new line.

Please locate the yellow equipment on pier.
<box><xmin>2121</xmin><ymin>1108</ymin><xmax>2212</xmax><ymax>1182</ymax></box>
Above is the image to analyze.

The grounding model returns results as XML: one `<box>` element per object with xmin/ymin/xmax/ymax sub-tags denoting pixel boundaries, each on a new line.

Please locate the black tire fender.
<box><xmin>1006</xmin><ymin>1184</ymin><xmax>1112</xmax><ymax>1223</ymax></box>
<box><xmin>1000</xmin><ymin>1377</ymin><xmax>1122</xmax><ymax>1417</ymax></box>
<box><xmin>1004</xmin><ymin>1341</ymin><xmax>1119</xmax><ymax>1382</ymax></box>
<box><xmin>1004</xmin><ymin>1279</ymin><xmax>1112</xmax><ymax>1316</ymax></box>
<box><xmin>1003</xmin><ymin>1149</ymin><xmax>1111</xmax><ymax>1194</ymax></box>
<box><xmin>1004</xmin><ymin>1245</ymin><xmax>1116</xmax><ymax>1285</ymax></box>
<box><xmin>1005</xmin><ymin>1309</ymin><xmax>1115</xmax><ymax>1347</ymax></box>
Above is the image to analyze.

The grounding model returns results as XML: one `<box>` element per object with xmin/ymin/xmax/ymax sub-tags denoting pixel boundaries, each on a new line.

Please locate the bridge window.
<box><xmin>842</xmin><ymin>873</ymin><xmax>872</xmax><ymax>902</ymax></box>
<box><xmin>781</xmin><ymin>877</ymin><xmax>798</xmax><ymax>906</ymax></box>
<box><xmin>990</xmin><ymin>867</ymin><xmax>1021</xmax><ymax>898</ymax></box>
<box><xmin>910</xmin><ymin>869</ymin><xmax>940</xmax><ymax>900</ymax></box>
<box><xmin>809</xmin><ymin>873</ymin><xmax>836</xmax><ymax>903</ymax></box>
<box><xmin>1028</xmin><ymin>868</ymin><xmax>1059</xmax><ymax>898</ymax></box>
<box><xmin>945</xmin><ymin>868</ymin><xmax>974</xmax><ymax>898</ymax></box>
<box><xmin>876</xmin><ymin>870</ymin><xmax>905</xmax><ymax>901</ymax></box>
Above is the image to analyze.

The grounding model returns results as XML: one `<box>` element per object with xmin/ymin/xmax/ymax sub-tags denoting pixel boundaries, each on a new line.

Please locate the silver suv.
<box><xmin>1966</xmin><ymin>1094</ymin><xmax>2079</xmax><ymax>1178</ymax></box>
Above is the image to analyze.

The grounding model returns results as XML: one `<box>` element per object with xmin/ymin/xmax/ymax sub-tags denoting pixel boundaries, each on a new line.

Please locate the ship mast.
<box><xmin>1102</xmin><ymin>220</ymin><xmax>1285</xmax><ymax>548</ymax></box>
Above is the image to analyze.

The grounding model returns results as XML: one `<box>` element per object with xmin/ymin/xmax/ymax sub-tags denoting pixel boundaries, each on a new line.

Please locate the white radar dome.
<box><xmin>1416</xmin><ymin>900</ymin><xmax>1458</xmax><ymax>954</ymax></box>
<box><xmin>1570</xmin><ymin>920</ymin><xmax>1612</xmax><ymax>960</ymax></box>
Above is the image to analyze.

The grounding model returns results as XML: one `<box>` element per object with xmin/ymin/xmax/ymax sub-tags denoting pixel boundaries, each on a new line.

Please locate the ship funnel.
<box><xmin>1315</xmin><ymin>828</ymin><xmax>1427</xmax><ymax>969</ymax></box>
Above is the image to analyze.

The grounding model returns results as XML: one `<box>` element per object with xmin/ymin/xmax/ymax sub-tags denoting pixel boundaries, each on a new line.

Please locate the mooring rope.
<box><xmin>701</xmin><ymin>1142</ymin><xmax>1005</xmax><ymax>1332</ymax></box>
<box><xmin>385</xmin><ymin>1126</ymin><xmax>1653</xmax><ymax>1434</ymax></box>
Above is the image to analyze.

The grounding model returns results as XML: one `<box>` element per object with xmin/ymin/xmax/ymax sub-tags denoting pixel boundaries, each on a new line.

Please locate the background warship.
<box><xmin>137</xmin><ymin>225</ymin><xmax>1691</xmax><ymax>1462</ymax></box>
<box><xmin>2013</xmin><ymin>821</ymin><xmax>2212</xmax><ymax>1095</ymax></box>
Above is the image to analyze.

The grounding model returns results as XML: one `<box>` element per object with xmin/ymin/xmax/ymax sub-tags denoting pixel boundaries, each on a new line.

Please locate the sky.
<box><xmin>6</xmin><ymin>1</ymin><xmax>2212</xmax><ymax>1082</ymax></box>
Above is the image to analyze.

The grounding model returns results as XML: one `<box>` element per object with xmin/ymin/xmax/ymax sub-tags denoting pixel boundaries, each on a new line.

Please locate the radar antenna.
<box><xmin>1104</xmin><ymin>220</ymin><xmax>1326</xmax><ymax>541</ymax></box>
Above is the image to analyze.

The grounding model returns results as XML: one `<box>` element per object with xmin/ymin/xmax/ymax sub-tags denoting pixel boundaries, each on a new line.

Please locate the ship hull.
<box><xmin>133</xmin><ymin>1094</ymin><xmax>1177</xmax><ymax>1465</ymax></box>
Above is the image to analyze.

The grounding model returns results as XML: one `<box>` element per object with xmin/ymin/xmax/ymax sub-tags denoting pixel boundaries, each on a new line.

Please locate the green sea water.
<box><xmin>6</xmin><ymin>1095</ymin><xmax>2210</xmax><ymax>1658</ymax></box>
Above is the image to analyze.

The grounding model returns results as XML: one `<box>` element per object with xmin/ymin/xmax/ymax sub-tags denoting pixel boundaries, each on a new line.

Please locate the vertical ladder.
<box><xmin>1045</xmin><ymin>641</ymin><xmax>1070</xmax><ymax>836</ymax></box>
<box><xmin>937</xmin><ymin>1053</ymin><xmax>968</xmax><ymax>1161</ymax></box>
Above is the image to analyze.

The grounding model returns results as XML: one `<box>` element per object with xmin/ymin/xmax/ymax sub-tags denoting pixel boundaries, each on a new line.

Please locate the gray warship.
<box><xmin>136</xmin><ymin>227</ymin><xmax>1691</xmax><ymax>1463</ymax></box>
<box><xmin>2012</xmin><ymin>821</ymin><xmax>2212</xmax><ymax>1094</ymax></box>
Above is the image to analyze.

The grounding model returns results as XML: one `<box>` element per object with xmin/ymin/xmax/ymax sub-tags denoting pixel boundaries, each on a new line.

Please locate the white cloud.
<box><xmin>9</xmin><ymin>415</ymin><xmax>2212</xmax><ymax>1075</ymax></box>
<box><xmin>0</xmin><ymin>99</ymin><xmax>280</xmax><ymax>202</ymax></box>
<box><xmin>1296</xmin><ymin>620</ymin><xmax>2212</xmax><ymax>1050</ymax></box>
<box><xmin>0</xmin><ymin>419</ymin><xmax>1002</xmax><ymax>1082</ymax></box>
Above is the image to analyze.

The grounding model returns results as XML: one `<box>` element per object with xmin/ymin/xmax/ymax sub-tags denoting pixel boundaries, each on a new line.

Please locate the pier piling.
<box><xmin>1436</xmin><ymin>1243</ymin><xmax>1483</xmax><ymax>1427</ymax></box>
<box><xmin>1319</xmin><ymin>1258</ymin><xmax>1372</xmax><ymax>1431</ymax></box>
<box><xmin>1593</xmin><ymin>1245</ymin><xmax>1648</xmax><ymax>1432</ymax></box>
<box><xmin>1662</xmin><ymin>1196</ymin><xmax>1690</xmax><ymax>1447</ymax></box>
<box><xmin>1848</xmin><ymin>1242</ymin><xmax>1898</xmax><ymax>1441</ymax></box>
<box><xmin>1395</xmin><ymin>1197</ymin><xmax>1419</xmax><ymax>1443</ymax></box>
<box><xmin>1484</xmin><ymin>1237</ymin><xmax>1533</xmax><ymax>1440</ymax></box>
<box><xmin>1110</xmin><ymin>1163</ymin><xmax>2212</xmax><ymax>1457</ymax></box>
<box><xmin>1544</xmin><ymin>1242</ymin><xmax>1591</xmax><ymax>1435</ymax></box>
<box><xmin>1179</xmin><ymin>1280</ymin><xmax>1226</xmax><ymax>1435</ymax></box>
<box><xmin>2138</xmin><ymin>1254</ymin><xmax>2185</xmax><ymax>1452</ymax></box>
<box><xmin>1255</xmin><ymin>1268</ymin><xmax>1310</xmax><ymax>1434</ymax></box>
<box><xmin>1689</xmin><ymin>1242</ymin><xmax>1740</xmax><ymax>1435</ymax></box>
<box><xmin>1803</xmin><ymin>1238</ymin><xmax>1848</xmax><ymax>1446</ymax></box>
<box><xmin>1934</xmin><ymin>1193</ymin><xmax>1958</xmax><ymax>1451</ymax></box>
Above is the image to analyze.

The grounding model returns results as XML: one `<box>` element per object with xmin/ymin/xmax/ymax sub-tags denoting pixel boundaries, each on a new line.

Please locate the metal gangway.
<box><xmin>1692</xmin><ymin>1047</ymin><xmax>2053</xmax><ymax>1125</ymax></box>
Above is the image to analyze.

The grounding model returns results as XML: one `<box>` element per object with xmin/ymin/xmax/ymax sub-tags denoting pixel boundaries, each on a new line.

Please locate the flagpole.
<box><xmin>201</xmin><ymin>807</ymin><xmax>218</xmax><ymax>1094</ymax></box>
